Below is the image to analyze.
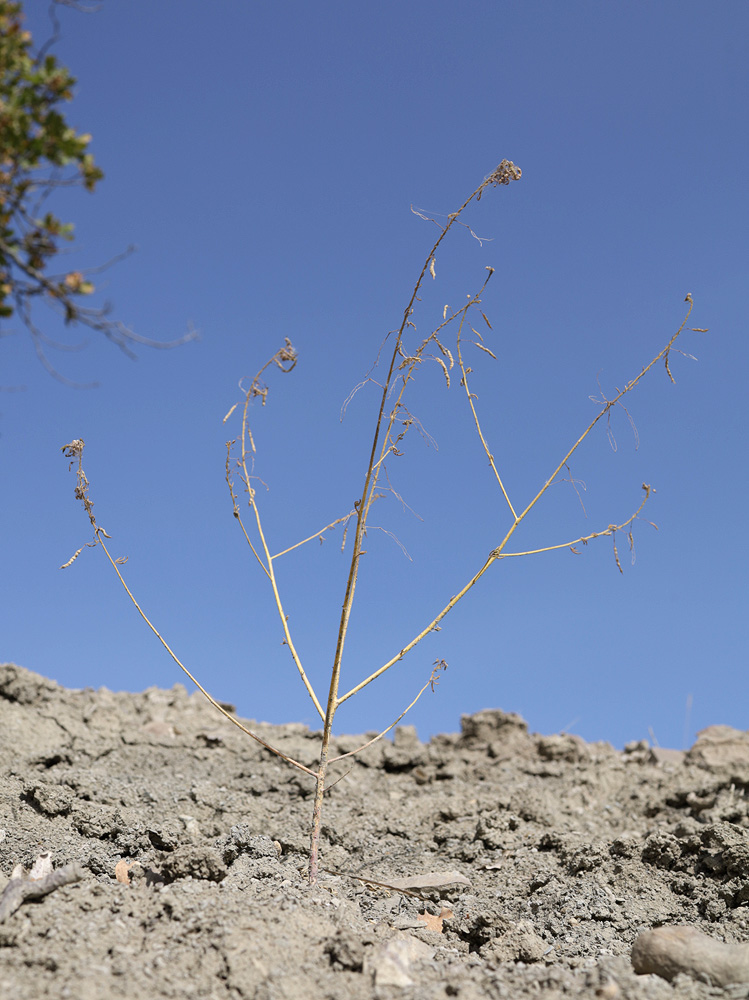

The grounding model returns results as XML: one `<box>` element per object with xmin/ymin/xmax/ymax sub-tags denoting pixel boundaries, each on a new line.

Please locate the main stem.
<box><xmin>306</xmin><ymin>177</ymin><xmax>499</xmax><ymax>884</ymax></box>
<box><xmin>308</xmin><ymin>700</ymin><xmax>337</xmax><ymax>882</ymax></box>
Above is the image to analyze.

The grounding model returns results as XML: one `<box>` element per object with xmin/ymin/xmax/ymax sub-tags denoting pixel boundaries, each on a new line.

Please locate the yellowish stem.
<box><xmin>93</xmin><ymin>529</ymin><xmax>317</xmax><ymax>777</ymax></box>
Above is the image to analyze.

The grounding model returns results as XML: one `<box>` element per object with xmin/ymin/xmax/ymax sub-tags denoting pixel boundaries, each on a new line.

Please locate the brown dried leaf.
<box><xmin>114</xmin><ymin>859</ymin><xmax>132</xmax><ymax>886</ymax></box>
<box><xmin>417</xmin><ymin>906</ymin><xmax>453</xmax><ymax>934</ymax></box>
<box><xmin>417</xmin><ymin>911</ymin><xmax>442</xmax><ymax>933</ymax></box>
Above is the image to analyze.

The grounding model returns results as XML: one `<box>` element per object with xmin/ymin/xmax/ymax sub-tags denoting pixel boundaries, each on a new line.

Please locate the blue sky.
<box><xmin>2</xmin><ymin>1</ymin><xmax>746</xmax><ymax>750</ymax></box>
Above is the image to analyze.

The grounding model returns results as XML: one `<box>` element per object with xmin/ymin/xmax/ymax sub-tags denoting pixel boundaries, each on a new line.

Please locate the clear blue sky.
<box><xmin>2</xmin><ymin>1</ymin><xmax>746</xmax><ymax>750</ymax></box>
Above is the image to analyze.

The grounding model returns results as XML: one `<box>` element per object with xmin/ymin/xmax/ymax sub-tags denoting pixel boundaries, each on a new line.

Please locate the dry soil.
<box><xmin>1</xmin><ymin>662</ymin><xmax>749</xmax><ymax>999</ymax></box>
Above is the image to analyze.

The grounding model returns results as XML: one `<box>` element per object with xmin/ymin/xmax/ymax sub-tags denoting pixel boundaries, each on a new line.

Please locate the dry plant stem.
<box><xmin>93</xmin><ymin>530</ymin><xmax>317</xmax><ymax>776</ymax></box>
<box><xmin>225</xmin><ymin>444</ymin><xmax>271</xmax><ymax>579</ymax></box>
<box><xmin>244</xmin><ymin>490</ymin><xmax>324</xmax><ymax>720</ymax></box>
<box><xmin>327</xmin><ymin>661</ymin><xmax>446</xmax><ymax>766</ymax></box>
<box><xmin>367</xmin><ymin>273</ymin><xmax>493</xmax><ymax>485</ymax></box>
<box><xmin>272</xmin><ymin>512</ymin><xmax>355</xmax><ymax>559</ymax></box>
<box><xmin>320</xmin><ymin>869</ymin><xmax>427</xmax><ymax>899</ymax></box>
<box><xmin>224</xmin><ymin>342</ymin><xmax>325</xmax><ymax>718</ymax></box>
<box><xmin>508</xmin><ymin>298</ymin><xmax>693</xmax><ymax>536</ymax></box>
<box><xmin>337</xmin><ymin>298</ymin><xmax>695</xmax><ymax>708</ymax></box>
<box><xmin>234</xmin><ymin>391</ymin><xmax>325</xmax><ymax>722</ymax></box>
<box><xmin>456</xmin><ymin>309</ymin><xmax>517</xmax><ymax>519</ymax></box>
<box><xmin>0</xmin><ymin>863</ymin><xmax>84</xmax><ymax>923</ymax></box>
<box><xmin>63</xmin><ymin>163</ymin><xmax>695</xmax><ymax>891</ymax></box>
<box><xmin>60</xmin><ymin>441</ymin><xmax>316</xmax><ymax>776</ymax></box>
<box><xmin>333</xmin><ymin>262</ymin><xmax>495</xmax><ymax>704</ymax></box>
<box><xmin>308</xmin><ymin>166</ymin><xmax>519</xmax><ymax>882</ymax></box>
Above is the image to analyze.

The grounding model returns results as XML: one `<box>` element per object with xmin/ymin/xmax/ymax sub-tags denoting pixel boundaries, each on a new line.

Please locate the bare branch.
<box><xmin>328</xmin><ymin>659</ymin><xmax>447</xmax><ymax>765</ymax></box>
<box><xmin>224</xmin><ymin>343</ymin><xmax>324</xmax><ymax>721</ymax></box>
<box><xmin>456</xmin><ymin>297</ymin><xmax>517</xmax><ymax>519</ymax></box>
<box><xmin>273</xmin><ymin>511</ymin><xmax>356</xmax><ymax>559</ymax></box>
<box><xmin>60</xmin><ymin>441</ymin><xmax>317</xmax><ymax>776</ymax></box>
<box><xmin>497</xmin><ymin>484</ymin><xmax>653</xmax><ymax>559</ymax></box>
<box><xmin>309</xmin><ymin>163</ymin><xmax>523</xmax><ymax>882</ymax></box>
<box><xmin>338</xmin><ymin>301</ymin><xmax>696</xmax><ymax>706</ymax></box>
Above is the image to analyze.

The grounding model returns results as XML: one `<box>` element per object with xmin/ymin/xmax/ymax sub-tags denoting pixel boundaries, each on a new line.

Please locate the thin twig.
<box><xmin>0</xmin><ymin>863</ymin><xmax>85</xmax><ymax>923</ymax></box>
<box><xmin>230</xmin><ymin>359</ymin><xmax>325</xmax><ymax>721</ymax></box>
<box><xmin>307</xmin><ymin>163</ymin><xmax>523</xmax><ymax>882</ymax></box>
<box><xmin>456</xmin><ymin>296</ymin><xmax>517</xmax><ymax>519</ymax></box>
<box><xmin>321</xmin><ymin>868</ymin><xmax>429</xmax><ymax>902</ymax></box>
<box><xmin>321</xmin><ymin>868</ymin><xmax>427</xmax><ymax>899</ymax></box>
<box><xmin>328</xmin><ymin>660</ymin><xmax>447</xmax><ymax>764</ymax></box>
<box><xmin>60</xmin><ymin>440</ymin><xmax>316</xmax><ymax>777</ymax></box>
<box><xmin>225</xmin><ymin>442</ymin><xmax>271</xmax><ymax>578</ymax></box>
<box><xmin>498</xmin><ymin>485</ymin><xmax>653</xmax><ymax>559</ymax></box>
<box><xmin>92</xmin><ymin>528</ymin><xmax>317</xmax><ymax>777</ymax></box>
<box><xmin>273</xmin><ymin>512</ymin><xmax>356</xmax><ymax>559</ymax></box>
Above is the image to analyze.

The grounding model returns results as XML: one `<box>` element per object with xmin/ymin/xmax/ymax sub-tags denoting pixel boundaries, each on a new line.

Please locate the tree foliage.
<box><xmin>0</xmin><ymin>1</ymin><xmax>193</xmax><ymax>385</ymax></box>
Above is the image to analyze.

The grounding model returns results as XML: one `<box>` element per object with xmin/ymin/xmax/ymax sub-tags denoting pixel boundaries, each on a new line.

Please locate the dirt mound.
<box><xmin>1</xmin><ymin>663</ymin><xmax>748</xmax><ymax>998</ymax></box>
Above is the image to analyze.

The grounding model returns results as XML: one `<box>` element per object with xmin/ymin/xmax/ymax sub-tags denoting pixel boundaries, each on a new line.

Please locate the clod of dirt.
<box><xmin>159</xmin><ymin>845</ymin><xmax>227</xmax><ymax>883</ymax></box>
<box><xmin>686</xmin><ymin>726</ymin><xmax>749</xmax><ymax>777</ymax></box>
<box><xmin>481</xmin><ymin>919</ymin><xmax>548</xmax><ymax>965</ymax></box>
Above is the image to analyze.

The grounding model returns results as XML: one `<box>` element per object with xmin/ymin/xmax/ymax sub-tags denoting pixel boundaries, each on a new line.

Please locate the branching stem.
<box><xmin>338</xmin><ymin>299</ymin><xmax>694</xmax><ymax>707</ymax></box>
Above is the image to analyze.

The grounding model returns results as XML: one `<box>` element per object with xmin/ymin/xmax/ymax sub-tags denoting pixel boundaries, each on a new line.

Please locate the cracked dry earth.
<box><xmin>1</xmin><ymin>663</ymin><xmax>749</xmax><ymax>1000</ymax></box>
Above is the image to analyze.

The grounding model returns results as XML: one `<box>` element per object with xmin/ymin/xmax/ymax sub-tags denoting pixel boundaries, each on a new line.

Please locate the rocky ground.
<box><xmin>1</xmin><ymin>662</ymin><xmax>749</xmax><ymax>999</ymax></box>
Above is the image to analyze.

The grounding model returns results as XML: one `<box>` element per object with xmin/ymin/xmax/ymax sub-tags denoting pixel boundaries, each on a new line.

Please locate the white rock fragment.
<box><xmin>385</xmin><ymin>870</ymin><xmax>471</xmax><ymax>892</ymax></box>
<box><xmin>366</xmin><ymin>934</ymin><xmax>435</xmax><ymax>987</ymax></box>
<box><xmin>632</xmin><ymin>926</ymin><xmax>749</xmax><ymax>986</ymax></box>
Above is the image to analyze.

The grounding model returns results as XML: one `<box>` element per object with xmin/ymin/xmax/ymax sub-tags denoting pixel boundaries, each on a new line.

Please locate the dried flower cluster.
<box><xmin>488</xmin><ymin>160</ymin><xmax>523</xmax><ymax>186</ymax></box>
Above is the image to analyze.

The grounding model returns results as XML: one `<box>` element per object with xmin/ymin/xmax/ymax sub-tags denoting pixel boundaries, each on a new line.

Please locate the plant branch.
<box><xmin>498</xmin><ymin>484</ymin><xmax>653</xmax><ymax>559</ymax></box>
<box><xmin>338</xmin><ymin>300</ymin><xmax>696</xmax><ymax>704</ymax></box>
<box><xmin>227</xmin><ymin>343</ymin><xmax>325</xmax><ymax>721</ymax></box>
<box><xmin>456</xmin><ymin>300</ymin><xmax>518</xmax><ymax>519</ymax></box>
<box><xmin>93</xmin><ymin>529</ymin><xmax>316</xmax><ymax>776</ymax></box>
<box><xmin>328</xmin><ymin>660</ymin><xmax>447</xmax><ymax>765</ymax></box>
<box><xmin>510</xmin><ymin>297</ymin><xmax>695</xmax><ymax>538</ymax></box>
<box><xmin>327</xmin><ymin>164</ymin><xmax>523</xmax><ymax>709</ymax></box>
<box><xmin>273</xmin><ymin>511</ymin><xmax>356</xmax><ymax>559</ymax></box>
<box><xmin>225</xmin><ymin>442</ymin><xmax>271</xmax><ymax>578</ymax></box>
<box><xmin>59</xmin><ymin>440</ymin><xmax>316</xmax><ymax>777</ymax></box>
<box><xmin>246</xmin><ymin>490</ymin><xmax>325</xmax><ymax>721</ymax></box>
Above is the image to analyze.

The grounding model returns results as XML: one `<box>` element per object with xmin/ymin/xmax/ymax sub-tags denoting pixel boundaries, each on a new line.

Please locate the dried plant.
<box><xmin>62</xmin><ymin>162</ymin><xmax>706</xmax><ymax>883</ymax></box>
